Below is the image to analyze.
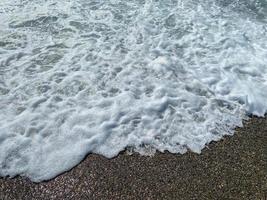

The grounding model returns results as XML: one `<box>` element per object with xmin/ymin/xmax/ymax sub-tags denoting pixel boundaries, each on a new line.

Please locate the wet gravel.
<box><xmin>0</xmin><ymin>116</ymin><xmax>266</xmax><ymax>200</ymax></box>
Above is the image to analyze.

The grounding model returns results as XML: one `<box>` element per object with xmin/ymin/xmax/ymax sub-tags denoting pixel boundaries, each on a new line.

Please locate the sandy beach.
<box><xmin>0</xmin><ymin>116</ymin><xmax>266</xmax><ymax>200</ymax></box>
<box><xmin>1</xmin><ymin>1</ymin><xmax>267</xmax><ymax>199</ymax></box>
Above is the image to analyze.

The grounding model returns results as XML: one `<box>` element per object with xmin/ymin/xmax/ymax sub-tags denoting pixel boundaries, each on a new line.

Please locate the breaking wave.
<box><xmin>0</xmin><ymin>0</ymin><xmax>267</xmax><ymax>181</ymax></box>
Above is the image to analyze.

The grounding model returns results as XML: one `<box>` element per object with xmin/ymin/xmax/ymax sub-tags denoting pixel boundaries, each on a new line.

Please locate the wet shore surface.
<box><xmin>0</xmin><ymin>116</ymin><xmax>266</xmax><ymax>200</ymax></box>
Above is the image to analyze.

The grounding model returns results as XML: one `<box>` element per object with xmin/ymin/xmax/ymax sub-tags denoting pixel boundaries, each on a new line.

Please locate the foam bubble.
<box><xmin>0</xmin><ymin>0</ymin><xmax>267</xmax><ymax>182</ymax></box>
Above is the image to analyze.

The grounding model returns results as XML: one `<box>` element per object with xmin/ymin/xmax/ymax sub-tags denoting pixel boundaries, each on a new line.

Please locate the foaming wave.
<box><xmin>0</xmin><ymin>0</ymin><xmax>267</xmax><ymax>181</ymax></box>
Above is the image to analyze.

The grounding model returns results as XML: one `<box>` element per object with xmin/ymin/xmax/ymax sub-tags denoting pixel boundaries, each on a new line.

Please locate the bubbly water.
<box><xmin>0</xmin><ymin>0</ymin><xmax>267</xmax><ymax>182</ymax></box>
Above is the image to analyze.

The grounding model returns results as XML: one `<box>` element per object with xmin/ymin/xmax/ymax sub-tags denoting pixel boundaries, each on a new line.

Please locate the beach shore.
<box><xmin>0</xmin><ymin>116</ymin><xmax>266</xmax><ymax>200</ymax></box>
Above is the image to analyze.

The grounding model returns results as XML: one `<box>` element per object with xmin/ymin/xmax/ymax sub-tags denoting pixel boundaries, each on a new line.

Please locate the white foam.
<box><xmin>0</xmin><ymin>0</ymin><xmax>267</xmax><ymax>182</ymax></box>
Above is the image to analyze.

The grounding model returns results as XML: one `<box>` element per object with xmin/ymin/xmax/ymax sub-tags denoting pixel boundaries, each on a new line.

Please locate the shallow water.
<box><xmin>0</xmin><ymin>0</ymin><xmax>267</xmax><ymax>181</ymax></box>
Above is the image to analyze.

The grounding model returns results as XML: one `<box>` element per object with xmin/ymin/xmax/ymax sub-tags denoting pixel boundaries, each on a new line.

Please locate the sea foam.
<box><xmin>0</xmin><ymin>0</ymin><xmax>267</xmax><ymax>182</ymax></box>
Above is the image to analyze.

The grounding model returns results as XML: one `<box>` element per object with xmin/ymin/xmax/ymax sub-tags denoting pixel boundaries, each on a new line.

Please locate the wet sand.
<box><xmin>0</xmin><ymin>116</ymin><xmax>266</xmax><ymax>200</ymax></box>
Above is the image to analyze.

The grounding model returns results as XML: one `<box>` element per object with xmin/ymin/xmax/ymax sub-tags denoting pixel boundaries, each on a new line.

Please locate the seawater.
<box><xmin>0</xmin><ymin>0</ymin><xmax>267</xmax><ymax>182</ymax></box>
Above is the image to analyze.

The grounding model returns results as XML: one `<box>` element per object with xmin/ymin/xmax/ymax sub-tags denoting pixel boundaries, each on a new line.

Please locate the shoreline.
<box><xmin>0</xmin><ymin>116</ymin><xmax>266</xmax><ymax>199</ymax></box>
